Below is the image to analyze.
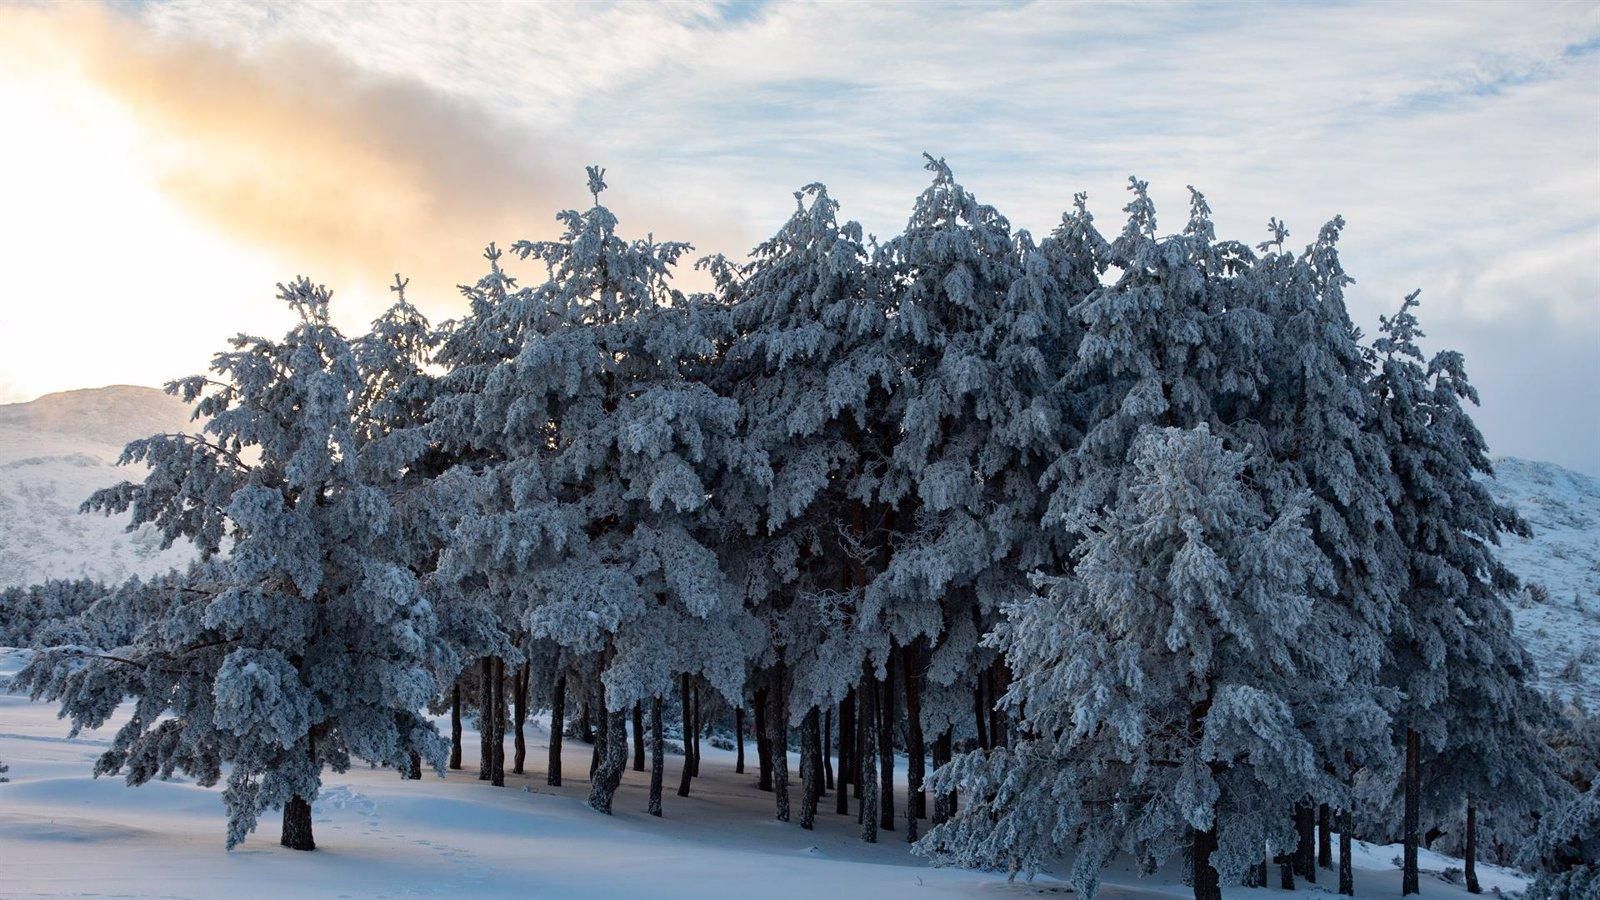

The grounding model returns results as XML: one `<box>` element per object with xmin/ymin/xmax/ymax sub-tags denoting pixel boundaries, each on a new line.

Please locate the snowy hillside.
<box><xmin>0</xmin><ymin>385</ymin><xmax>198</xmax><ymax>589</ymax></box>
<box><xmin>1483</xmin><ymin>456</ymin><xmax>1600</xmax><ymax>711</ymax></box>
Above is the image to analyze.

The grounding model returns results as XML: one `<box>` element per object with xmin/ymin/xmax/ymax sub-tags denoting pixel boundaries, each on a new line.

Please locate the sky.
<box><xmin>0</xmin><ymin>0</ymin><xmax>1596</xmax><ymax>473</ymax></box>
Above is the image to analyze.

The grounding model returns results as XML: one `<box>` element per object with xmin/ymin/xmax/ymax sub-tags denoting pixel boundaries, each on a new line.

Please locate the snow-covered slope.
<box><xmin>0</xmin><ymin>385</ymin><xmax>198</xmax><ymax>589</ymax></box>
<box><xmin>1483</xmin><ymin>456</ymin><xmax>1600</xmax><ymax>711</ymax></box>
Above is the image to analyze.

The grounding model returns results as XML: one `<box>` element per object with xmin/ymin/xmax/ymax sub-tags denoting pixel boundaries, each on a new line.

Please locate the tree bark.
<box><xmin>859</xmin><ymin>669</ymin><xmax>879</xmax><ymax>842</ymax></box>
<box><xmin>1465</xmin><ymin>800</ymin><xmax>1479</xmax><ymax>894</ymax></box>
<box><xmin>449</xmin><ymin>681</ymin><xmax>462</xmax><ymax>771</ymax></box>
<box><xmin>1319</xmin><ymin>803</ymin><xmax>1333</xmax><ymax>869</ymax></box>
<box><xmin>479</xmin><ymin>657</ymin><xmax>493</xmax><ymax>781</ymax></box>
<box><xmin>1403</xmin><ymin>728</ymin><xmax>1420</xmax><ymax>896</ymax></box>
<box><xmin>734</xmin><ymin>706</ymin><xmax>745</xmax><ymax>774</ymax></box>
<box><xmin>512</xmin><ymin>661</ymin><xmax>528</xmax><ymax>775</ymax></box>
<box><xmin>902</xmin><ymin>640</ymin><xmax>925</xmax><ymax>838</ymax></box>
<box><xmin>691</xmin><ymin>680</ymin><xmax>702</xmax><ymax>778</ymax></box>
<box><xmin>932</xmin><ymin>730</ymin><xmax>952</xmax><ymax>825</ymax></box>
<box><xmin>281</xmin><ymin>794</ymin><xmax>315</xmax><ymax>851</ymax></box>
<box><xmin>1339</xmin><ymin>808</ymin><xmax>1355</xmax><ymax>895</ymax></box>
<box><xmin>587</xmin><ymin>706</ymin><xmax>628</xmax><ymax>814</ymax></box>
<box><xmin>771</xmin><ymin>659</ymin><xmax>791</xmax><ymax>822</ymax></box>
<box><xmin>823</xmin><ymin>707</ymin><xmax>834</xmax><ymax>790</ymax></box>
<box><xmin>799</xmin><ymin>706</ymin><xmax>820</xmax><ymax>829</ymax></box>
<box><xmin>493</xmin><ymin>657</ymin><xmax>507</xmax><ymax>786</ymax></box>
<box><xmin>649</xmin><ymin>696</ymin><xmax>665</xmax><ymax>817</ymax></box>
<box><xmin>1277</xmin><ymin>852</ymin><xmax>1295</xmax><ymax>890</ymax></box>
<box><xmin>588</xmin><ymin>688</ymin><xmax>603</xmax><ymax>782</ymax></box>
<box><xmin>809</xmin><ymin>707</ymin><xmax>826</xmax><ymax>798</ymax></box>
<box><xmin>1193</xmin><ymin>825</ymin><xmax>1221</xmax><ymax>900</ymax></box>
<box><xmin>1296</xmin><ymin>801</ymin><xmax>1315</xmax><ymax>881</ymax></box>
<box><xmin>879</xmin><ymin>654</ymin><xmax>895</xmax><ymax>833</ymax></box>
<box><xmin>677</xmin><ymin>673</ymin><xmax>694</xmax><ymax>798</ymax></box>
<box><xmin>547</xmin><ymin>674</ymin><xmax>565</xmax><ymax>786</ymax></box>
<box><xmin>836</xmin><ymin>692</ymin><xmax>853</xmax><ymax>815</ymax></box>
<box><xmin>632</xmin><ymin>702</ymin><xmax>646</xmax><ymax>772</ymax></box>
<box><xmin>754</xmin><ymin>686</ymin><xmax>773</xmax><ymax>792</ymax></box>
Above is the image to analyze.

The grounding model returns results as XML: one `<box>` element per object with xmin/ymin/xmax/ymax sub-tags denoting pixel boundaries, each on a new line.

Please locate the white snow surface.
<box><xmin>1482</xmin><ymin>456</ymin><xmax>1600</xmax><ymax>711</ymax></box>
<box><xmin>0</xmin><ymin>648</ymin><xmax>1530</xmax><ymax>899</ymax></box>
<box><xmin>0</xmin><ymin>386</ymin><xmax>198</xmax><ymax>589</ymax></box>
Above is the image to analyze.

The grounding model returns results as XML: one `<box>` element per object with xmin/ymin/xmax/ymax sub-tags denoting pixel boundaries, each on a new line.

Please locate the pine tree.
<box><xmin>17</xmin><ymin>279</ymin><xmax>452</xmax><ymax>849</ymax></box>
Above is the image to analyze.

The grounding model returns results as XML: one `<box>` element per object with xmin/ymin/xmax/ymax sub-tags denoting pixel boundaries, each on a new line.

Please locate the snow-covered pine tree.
<box><xmin>1368</xmin><ymin>291</ymin><xmax>1551</xmax><ymax>895</ymax></box>
<box><xmin>922</xmin><ymin>425</ymin><xmax>1334</xmax><ymax>900</ymax></box>
<box><xmin>16</xmin><ymin>279</ymin><xmax>453</xmax><ymax>850</ymax></box>
<box><xmin>1521</xmin><ymin>782</ymin><xmax>1600</xmax><ymax>900</ymax></box>
<box><xmin>437</xmin><ymin>168</ymin><xmax>761</xmax><ymax>814</ymax></box>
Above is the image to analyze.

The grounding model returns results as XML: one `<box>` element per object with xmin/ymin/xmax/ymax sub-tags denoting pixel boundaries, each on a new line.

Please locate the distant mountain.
<box><xmin>1482</xmin><ymin>457</ymin><xmax>1600</xmax><ymax>711</ymax></box>
<box><xmin>0</xmin><ymin>385</ymin><xmax>198</xmax><ymax>589</ymax></box>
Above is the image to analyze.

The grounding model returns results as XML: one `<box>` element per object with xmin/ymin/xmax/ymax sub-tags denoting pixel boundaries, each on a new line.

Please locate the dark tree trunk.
<box><xmin>932</xmin><ymin>730</ymin><xmax>952</xmax><ymax>825</ymax></box>
<box><xmin>492</xmin><ymin>657</ymin><xmax>507</xmax><ymax>787</ymax></box>
<box><xmin>823</xmin><ymin>707</ymin><xmax>834</xmax><ymax>790</ymax></box>
<box><xmin>479</xmin><ymin>657</ymin><xmax>493</xmax><ymax>781</ymax></box>
<box><xmin>1319</xmin><ymin>803</ymin><xmax>1333</xmax><ymax>870</ymax></box>
<box><xmin>1193</xmin><ymin>826</ymin><xmax>1221</xmax><ymax>900</ymax></box>
<box><xmin>973</xmin><ymin>678</ymin><xmax>990</xmax><ymax>751</ymax></box>
<box><xmin>1403</xmin><ymin>728</ymin><xmax>1421</xmax><ymax>896</ymax></box>
<box><xmin>677</xmin><ymin>673</ymin><xmax>694</xmax><ymax>798</ymax></box>
<box><xmin>1339</xmin><ymin>808</ymin><xmax>1355</xmax><ymax>895</ymax></box>
<box><xmin>799</xmin><ymin>707</ymin><xmax>820</xmax><ymax>829</ymax></box>
<box><xmin>1277</xmin><ymin>852</ymin><xmax>1295</xmax><ymax>890</ymax></box>
<box><xmin>406</xmin><ymin>749</ymin><xmax>422</xmax><ymax>780</ymax></box>
<box><xmin>902</xmin><ymin>640</ymin><xmax>925</xmax><ymax>838</ymax></box>
<box><xmin>691</xmin><ymin>680</ymin><xmax>702</xmax><ymax>778</ymax></box>
<box><xmin>281</xmin><ymin>794</ymin><xmax>315</xmax><ymax>851</ymax></box>
<box><xmin>771</xmin><ymin>659</ymin><xmax>791</xmax><ymax>822</ymax></box>
<box><xmin>588</xmin><ymin>707</ymin><xmax>628</xmax><ymax>814</ymax></box>
<box><xmin>588</xmin><ymin>688</ymin><xmax>603</xmax><ymax>782</ymax></box>
<box><xmin>858</xmin><ymin>668</ymin><xmax>879</xmax><ymax>843</ymax></box>
<box><xmin>987</xmin><ymin>663</ymin><xmax>1006</xmax><ymax>749</ymax></box>
<box><xmin>649</xmin><ymin>696</ymin><xmax>665</xmax><ymax>817</ymax></box>
<box><xmin>836</xmin><ymin>693</ymin><xmax>854</xmax><ymax>815</ymax></box>
<box><xmin>547</xmin><ymin>675</ymin><xmax>565</xmax><ymax>787</ymax></box>
<box><xmin>579</xmin><ymin>702</ymin><xmax>593</xmax><ymax>744</ymax></box>
<box><xmin>632</xmin><ymin>702</ymin><xmax>646</xmax><ymax>772</ymax></box>
<box><xmin>1296</xmin><ymin>801</ymin><xmax>1315</xmax><ymax>882</ymax></box>
<box><xmin>879</xmin><ymin>654</ymin><xmax>895</xmax><ymax>833</ymax></box>
<box><xmin>512</xmin><ymin>662</ymin><xmax>528</xmax><ymax>775</ymax></box>
<box><xmin>449</xmin><ymin>682</ymin><xmax>462</xmax><ymax>770</ymax></box>
<box><xmin>808</xmin><ymin>707</ymin><xmax>826</xmax><ymax>798</ymax></box>
<box><xmin>1465</xmin><ymin>800</ymin><xmax>1480</xmax><ymax>894</ymax></box>
<box><xmin>1245</xmin><ymin>858</ymin><xmax>1267</xmax><ymax>888</ymax></box>
<box><xmin>754</xmin><ymin>686</ymin><xmax>773</xmax><ymax>792</ymax></box>
<box><xmin>734</xmin><ymin>706</ymin><xmax>746</xmax><ymax>774</ymax></box>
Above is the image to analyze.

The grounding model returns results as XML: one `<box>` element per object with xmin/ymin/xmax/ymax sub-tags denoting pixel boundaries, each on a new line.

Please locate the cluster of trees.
<box><xmin>10</xmin><ymin>160</ymin><xmax>1594</xmax><ymax>898</ymax></box>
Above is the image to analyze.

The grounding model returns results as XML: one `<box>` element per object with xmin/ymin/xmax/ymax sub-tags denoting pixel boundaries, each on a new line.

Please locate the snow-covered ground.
<box><xmin>0</xmin><ymin>649</ymin><xmax>1529</xmax><ymax>899</ymax></box>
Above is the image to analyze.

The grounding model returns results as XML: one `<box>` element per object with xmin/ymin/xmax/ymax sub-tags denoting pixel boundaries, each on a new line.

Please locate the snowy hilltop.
<box><xmin>0</xmin><ymin>385</ymin><xmax>198</xmax><ymax>588</ymax></box>
<box><xmin>1482</xmin><ymin>456</ymin><xmax>1600</xmax><ymax>712</ymax></box>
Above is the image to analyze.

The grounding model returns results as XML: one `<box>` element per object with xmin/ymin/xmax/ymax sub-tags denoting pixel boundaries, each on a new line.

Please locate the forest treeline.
<box><xmin>7</xmin><ymin>159</ymin><xmax>1597</xmax><ymax>900</ymax></box>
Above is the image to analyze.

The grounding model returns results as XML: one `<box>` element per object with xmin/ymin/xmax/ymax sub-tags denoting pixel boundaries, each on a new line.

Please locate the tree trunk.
<box><xmin>579</xmin><ymin>703</ymin><xmax>593</xmax><ymax>743</ymax></box>
<box><xmin>548</xmin><ymin>674</ymin><xmax>565</xmax><ymax>786</ymax></box>
<box><xmin>771</xmin><ymin>660</ymin><xmax>791</xmax><ymax>822</ymax></box>
<box><xmin>799</xmin><ymin>707</ymin><xmax>820</xmax><ymax>829</ymax></box>
<box><xmin>987</xmin><ymin>663</ymin><xmax>1006</xmax><ymax>749</ymax></box>
<box><xmin>754</xmin><ymin>686</ymin><xmax>773</xmax><ymax>792</ymax></box>
<box><xmin>649</xmin><ymin>696</ymin><xmax>665</xmax><ymax>817</ymax></box>
<box><xmin>973</xmin><ymin>678</ymin><xmax>990</xmax><ymax>751</ymax></box>
<box><xmin>1339</xmin><ymin>808</ymin><xmax>1355</xmax><ymax>896</ymax></box>
<box><xmin>632</xmin><ymin>702</ymin><xmax>646</xmax><ymax>772</ymax></box>
<box><xmin>809</xmin><ymin>707</ymin><xmax>826</xmax><ymax>798</ymax></box>
<box><xmin>836</xmin><ymin>693</ymin><xmax>853</xmax><ymax>815</ymax></box>
<box><xmin>1277</xmin><ymin>852</ymin><xmax>1294</xmax><ymax>890</ymax></box>
<box><xmin>734</xmin><ymin>706</ymin><xmax>745</xmax><ymax>774</ymax></box>
<box><xmin>588</xmin><ymin>690</ymin><xmax>603</xmax><ymax>782</ymax></box>
<box><xmin>1465</xmin><ymin>800</ymin><xmax>1480</xmax><ymax>894</ymax></box>
<box><xmin>449</xmin><ymin>682</ymin><xmax>462</xmax><ymax>770</ymax></box>
<box><xmin>879</xmin><ymin>655</ymin><xmax>895</xmax><ymax>833</ymax></box>
<box><xmin>691</xmin><ymin>680</ymin><xmax>702</xmax><ymax>778</ymax></box>
<box><xmin>902</xmin><ymin>640</ymin><xmax>925</xmax><ymax>839</ymax></box>
<box><xmin>281</xmin><ymin>794</ymin><xmax>315</xmax><ymax>851</ymax></box>
<box><xmin>932</xmin><ymin>730</ymin><xmax>952</xmax><ymax>825</ymax></box>
<box><xmin>1296</xmin><ymin>801</ymin><xmax>1315</xmax><ymax>881</ymax></box>
<box><xmin>859</xmin><ymin>668</ymin><xmax>879</xmax><ymax>843</ymax></box>
<box><xmin>823</xmin><ymin>707</ymin><xmax>834</xmax><ymax>790</ymax></box>
<box><xmin>587</xmin><ymin>707</ymin><xmax>628</xmax><ymax>814</ymax></box>
<box><xmin>479</xmin><ymin>657</ymin><xmax>493</xmax><ymax>781</ymax></box>
<box><xmin>677</xmin><ymin>673</ymin><xmax>694</xmax><ymax>798</ymax></box>
<box><xmin>1403</xmin><ymin>728</ymin><xmax>1420</xmax><ymax>896</ymax></box>
<box><xmin>1319</xmin><ymin>803</ymin><xmax>1333</xmax><ymax>869</ymax></box>
<box><xmin>513</xmin><ymin>662</ymin><xmax>528</xmax><ymax>775</ymax></box>
<box><xmin>492</xmin><ymin>657</ymin><xmax>507</xmax><ymax>786</ymax></box>
<box><xmin>1193</xmin><ymin>825</ymin><xmax>1221</xmax><ymax>900</ymax></box>
<box><xmin>405</xmin><ymin>749</ymin><xmax>422</xmax><ymax>780</ymax></box>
